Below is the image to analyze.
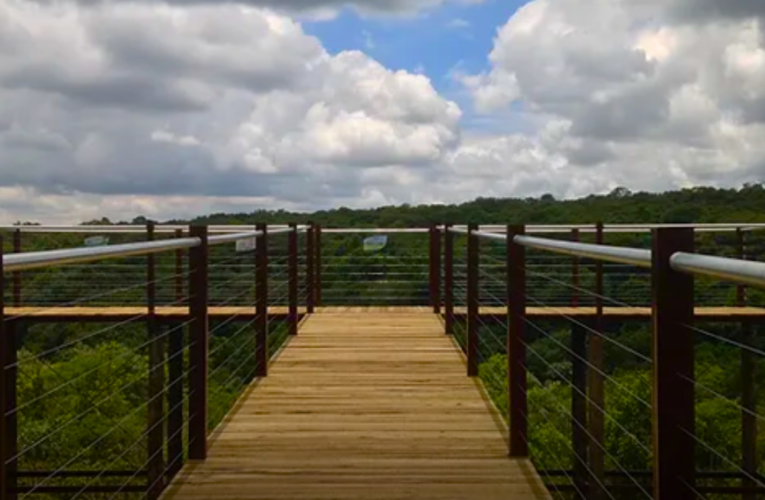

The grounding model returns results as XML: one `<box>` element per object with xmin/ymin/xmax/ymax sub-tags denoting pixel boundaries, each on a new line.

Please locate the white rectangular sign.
<box><xmin>84</xmin><ymin>236</ymin><xmax>110</xmax><ymax>247</ymax></box>
<box><xmin>236</xmin><ymin>237</ymin><xmax>257</xmax><ymax>252</ymax></box>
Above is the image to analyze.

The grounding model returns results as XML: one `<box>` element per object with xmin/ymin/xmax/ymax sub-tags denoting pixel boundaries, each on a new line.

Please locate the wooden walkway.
<box><xmin>162</xmin><ymin>311</ymin><xmax>550</xmax><ymax>500</ymax></box>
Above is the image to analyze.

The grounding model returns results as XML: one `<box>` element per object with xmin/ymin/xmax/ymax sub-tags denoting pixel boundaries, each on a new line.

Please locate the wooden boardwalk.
<box><xmin>162</xmin><ymin>311</ymin><xmax>551</xmax><ymax>500</ymax></box>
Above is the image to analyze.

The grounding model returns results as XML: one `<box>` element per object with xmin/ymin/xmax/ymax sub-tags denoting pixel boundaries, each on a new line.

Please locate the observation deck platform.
<box><xmin>161</xmin><ymin>310</ymin><xmax>550</xmax><ymax>500</ymax></box>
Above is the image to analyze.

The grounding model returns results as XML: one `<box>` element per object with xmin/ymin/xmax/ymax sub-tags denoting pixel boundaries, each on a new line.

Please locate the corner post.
<box><xmin>572</xmin><ymin>322</ymin><xmax>588</xmax><ymax>497</ymax></box>
<box><xmin>466</xmin><ymin>223</ymin><xmax>479</xmax><ymax>377</ymax></box>
<box><xmin>652</xmin><ymin>227</ymin><xmax>695</xmax><ymax>499</ymax></box>
<box><xmin>288</xmin><ymin>224</ymin><xmax>298</xmax><ymax>336</ymax></box>
<box><xmin>429</xmin><ymin>224</ymin><xmax>441</xmax><ymax>313</ymax></box>
<box><xmin>571</xmin><ymin>228</ymin><xmax>580</xmax><ymax>307</ymax></box>
<box><xmin>1</xmin><ymin>236</ymin><xmax>18</xmax><ymax>500</ymax></box>
<box><xmin>444</xmin><ymin>224</ymin><xmax>454</xmax><ymax>334</ymax></box>
<box><xmin>588</xmin><ymin>222</ymin><xmax>605</xmax><ymax>499</ymax></box>
<box><xmin>188</xmin><ymin>225</ymin><xmax>209</xmax><ymax>460</ymax></box>
<box><xmin>167</xmin><ymin>321</ymin><xmax>184</xmax><ymax>479</ymax></box>
<box><xmin>315</xmin><ymin>224</ymin><xmax>322</xmax><ymax>307</ymax></box>
<box><xmin>737</xmin><ymin>228</ymin><xmax>757</xmax><ymax>500</ymax></box>
<box><xmin>507</xmin><ymin>225</ymin><xmax>527</xmax><ymax>456</ymax></box>
<box><xmin>12</xmin><ymin>229</ymin><xmax>20</xmax><ymax>307</ymax></box>
<box><xmin>0</xmin><ymin>235</ymin><xmax>7</xmax><ymax>500</ymax></box>
<box><xmin>146</xmin><ymin>222</ymin><xmax>166</xmax><ymax>498</ymax></box>
<box><xmin>175</xmin><ymin>229</ymin><xmax>184</xmax><ymax>303</ymax></box>
<box><xmin>306</xmin><ymin>223</ymin><xmax>315</xmax><ymax>314</ymax></box>
<box><xmin>255</xmin><ymin>224</ymin><xmax>269</xmax><ymax>377</ymax></box>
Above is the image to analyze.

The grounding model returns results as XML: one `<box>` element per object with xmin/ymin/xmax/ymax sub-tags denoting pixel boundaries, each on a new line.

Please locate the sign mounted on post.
<box><xmin>363</xmin><ymin>235</ymin><xmax>388</xmax><ymax>252</ymax></box>
<box><xmin>236</xmin><ymin>237</ymin><xmax>257</xmax><ymax>253</ymax></box>
<box><xmin>84</xmin><ymin>236</ymin><xmax>110</xmax><ymax>247</ymax></box>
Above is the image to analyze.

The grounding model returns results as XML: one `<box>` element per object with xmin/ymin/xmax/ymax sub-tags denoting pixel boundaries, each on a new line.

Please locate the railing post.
<box><xmin>288</xmin><ymin>224</ymin><xmax>298</xmax><ymax>336</ymax></box>
<box><xmin>12</xmin><ymin>229</ymin><xmax>20</xmax><ymax>307</ymax></box>
<box><xmin>571</xmin><ymin>228</ymin><xmax>579</xmax><ymax>307</ymax></box>
<box><xmin>188</xmin><ymin>225</ymin><xmax>209</xmax><ymax>460</ymax></box>
<box><xmin>0</xmin><ymin>236</ymin><xmax>7</xmax><ymax>500</ymax></box>
<box><xmin>146</xmin><ymin>222</ymin><xmax>166</xmax><ymax>499</ymax></box>
<box><xmin>430</xmin><ymin>224</ymin><xmax>441</xmax><ymax>313</ymax></box>
<box><xmin>306</xmin><ymin>223</ymin><xmax>315</xmax><ymax>314</ymax></box>
<box><xmin>652</xmin><ymin>227</ymin><xmax>695</xmax><ymax>499</ymax></box>
<box><xmin>255</xmin><ymin>224</ymin><xmax>268</xmax><ymax>377</ymax></box>
<box><xmin>315</xmin><ymin>224</ymin><xmax>322</xmax><ymax>307</ymax></box>
<box><xmin>175</xmin><ymin>229</ymin><xmax>184</xmax><ymax>303</ymax></box>
<box><xmin>444</xmin><ymin>224</ymin><xmax>454</xmax><ymax>334</ymax></box>
<box><xmin>588</xmin><ymin>221</ymin><xmax>605</xmax><ymax>499</ymax></box>
<box><xmin>466</xmin><ymin>223</ymin><xmax>479</xmax><ymax>377</ymax></box>
<box><xmin>571</xmin><ymin>323</ymin><xmax>588</xmax><ymax>498</ymax></box>
<box><xmin>1</xmin><ymin>236</ymin><xmax>18</xmax><ymax>500</ymax></box>
<box><xmin>147</xmin><ymin>222</ymin><xmax>156</xmax><ymax>311</ymax></box>
<box><xmin>168</xmin><ymin>227</ymin><xmax>185</xmax><ymax>479</ymax></box>
<box><xmin>167</xmin><ymin>322</ymin><xmax>184</xmax><ymax>479</ymax></box>
<box><xmin>507</xmin><ymin>225</ymin><xmax>527</xmax><ymax>457</ymax></box>
<box><xmin>737</xmin><ymin>228</ymin><xmax>756</xmax><ymax>500</ymax></box>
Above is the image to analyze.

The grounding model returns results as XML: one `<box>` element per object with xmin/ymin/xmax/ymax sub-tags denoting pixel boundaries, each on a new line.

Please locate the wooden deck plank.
<box><xmin>161</xmin><ymin>312</ymin><xmax>551</xmax><ymax>500</ymax></box>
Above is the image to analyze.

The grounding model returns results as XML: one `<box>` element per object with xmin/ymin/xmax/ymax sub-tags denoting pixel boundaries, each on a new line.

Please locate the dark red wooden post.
<box><xmin>12</xmin><ymin>229</ymin><xmax>20</xmax><ymax>307</ymax></box>
<box><xmin>168</xmin><ymin>227</ymin><xmax>185</xmax><ymax>478</ymax></box>
<box><xmin>507</xmin><ymin>225</ymin><xmax>527</xmax><ymax>457</ymax></box>
<box><xmin>444</xmin><ymin>224</ymin><xmax>454</xmax><ymax>334</ymax></box>
<box><xmin>315</xmin><ymin>224</ymin><xmax>322</xmax><ymax>307</ymax></box>
<box><xmin>167</xmin><ymin>321</ymin><xmax>184</xmax><ymax>479</ymax></box>
<box><xmin>0</xmin><ymin>237</ymin><xmax>7</xmax><ymax>500</ymax></box>
<box><xmin>255</xmin><ymin>224</ymin><xmax>268</xmax><ymax>377</ymax></box>
<box><xmin>429</xmin><ymin>224</ymin><xmax>442</xmax><ymax>313</ymax></box>
<box><xmin>571</xmin><ymin>228</ymin><xmax>580</xmax><ymax>307</ymax></box>
<box><xmin>288</xmin><ymin>224</ymin><xmax>298</xmax><ymax>336</ymax></box>
<box><xmin>737</xmin><ymin>228</ymin><xmax>757</xmax><ymax>500</ymax></box>
<box><xmin>652</xmin><ymin>227</ymin><xmax>695</xmax><ymax>499</ymax></box>
<box><xmin>146</xmin><ymin>223</ymin><xmax>166</xmax><ymax>499</ymax></box>
<box><xmin>306</xmin><ymin>223</ymin><xmax>315</xmax><ymax>314</ymax></box>
<box><xmin>188</xmin><ymin>225</ymin><xmax>209</xmax><ymax>460</ymax></box>
<box><xmin>466</xmin><ymin>223</ymin><xmax>479</xmax><ymax>377</ymax></box>
<box><xmin>571</xmin><ymin>322</ymin><xmax>588</xmax><ymax>498</ymax></box>
<box><xmin>1</xmin><ymin>236</ymin><xmax>15</xmax><ymax>500</ymax></box>
<box><xmin>147</xmin><ymin>222</ymin><xmax>156</xmax><ymax>314</ymax></box>
<box><xmin>175</xmin><ymin>229</ymin><xmax>184</xmax><ymax>303</ymax></box>
<box><xmin>589</xmin><ymin>221</ymin><xmax>605</xmax><ymax>499</ymax></box>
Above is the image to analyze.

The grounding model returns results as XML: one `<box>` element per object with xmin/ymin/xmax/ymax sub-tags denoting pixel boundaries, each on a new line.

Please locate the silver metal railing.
<box><xmin>3</xmin><ymin>226</ymin><xmax>301</xmax><ymax>272</ymax></box>
<box><xmin>463</xmin><ymin>228</ymin><xmax>765</xmax><ymax>288</ymax></box>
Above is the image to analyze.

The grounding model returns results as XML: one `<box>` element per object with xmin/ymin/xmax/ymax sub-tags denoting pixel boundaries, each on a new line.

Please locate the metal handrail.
<box><xmin>465</xmin><ymin>228</ymin><xmax>765</xmax><ymax>287</ymax></box>
<box><xmin>3</xmin><ymin>238</ymin><xmax>201</xmax><ymax>272</ymax></box>
<box><xmin>459</xmin><ymin>223</ymin><xmax>765</xmax><ymax>234</ymax></box>
<box><xmin>514</xmin><ymin>235</ymin><xmax>652</xmax><ymax>268</ymax></box>
<box><xmin>321</xmin><ymin>228</ymin><xmax>429</xmax><ymax>234</ymax></box>
<box><xmin>208</xmin><ymin>231</ymin><xmax>262</xmax><ymax>246</ymax></box>
<box><xmin>0</xmin><ymin>225</ymin><xmax>300</xmax><ymax>234</ymax></box>
<box><xmin>4</xmin><ymin>223</ymin><xmax>764</xmax><ymax>235</ymax></box>
<box><xmin>460</xmin><ymin>228</ymin><xmax>652</xmax><ymax>267</ymax></box>
<box><xmin>2</xmin><ymin>226</ymin><xmax>302</xmax><ymax>272</ymax></box>
<box><xmin>671</xmin><ymin>253</ymin><xmax>765</xmax><ymax>288</ymax></box>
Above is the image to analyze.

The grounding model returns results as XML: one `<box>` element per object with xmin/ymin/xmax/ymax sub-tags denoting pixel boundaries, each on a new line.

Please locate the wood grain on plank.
<box><xmin>161</xmin><ymin>311</ymin><xmax>551</xmax><ymax>500</ymax></box>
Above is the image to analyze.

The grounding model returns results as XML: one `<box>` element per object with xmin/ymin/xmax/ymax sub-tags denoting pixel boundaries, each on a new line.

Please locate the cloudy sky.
<box><xmin>1</xmin><ymin>0</ymin><xmax>764</xmax><ymax>223</ymax></box>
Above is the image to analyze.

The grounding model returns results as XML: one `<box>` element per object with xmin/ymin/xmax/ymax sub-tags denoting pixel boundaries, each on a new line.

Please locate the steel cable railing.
<box><xmin>0</xmin><ymin>224</ymin><xmax>305</xmax><ymax>500</ymax></box>
<box><xmin>318</xmin><ymin>229</ymin><xmax>431</xmax><ymax>306</ymax></box>
<box><xmin>445</xmin><ymin>224</ymin><xmax>765</xmax><ymax>500</ymax></box>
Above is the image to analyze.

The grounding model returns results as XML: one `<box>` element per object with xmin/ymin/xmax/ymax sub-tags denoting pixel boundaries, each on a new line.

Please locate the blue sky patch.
<box><xmin>304</xmin><ymin>0</ymin><xmax>529</xmax><ymax>92</ymax></box>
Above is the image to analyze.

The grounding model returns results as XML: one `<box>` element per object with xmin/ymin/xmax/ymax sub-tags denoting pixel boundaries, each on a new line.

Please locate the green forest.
<box><xmin>4</xmin><ymin>184</ymin><xmax>765</xmax><ymax>498</ymax></box>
